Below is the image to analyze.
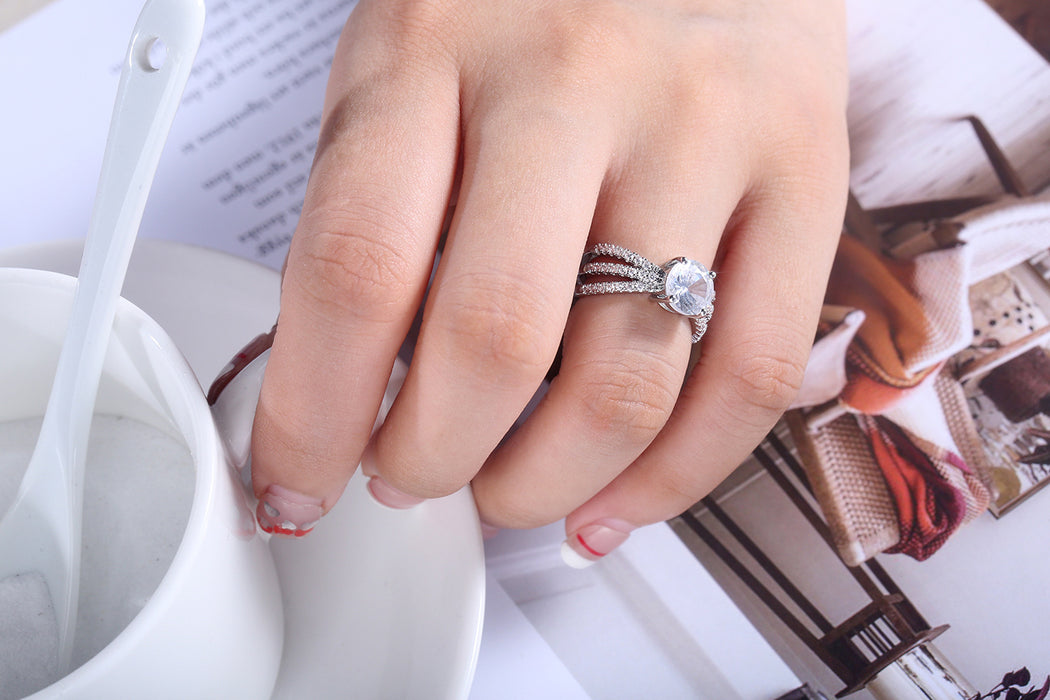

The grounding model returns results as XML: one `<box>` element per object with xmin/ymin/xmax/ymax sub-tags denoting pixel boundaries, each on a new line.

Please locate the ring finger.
<box><xmin>471</xmin><ymin>141</ymin><xmax>749</xmax><ymax>529</ymax></box>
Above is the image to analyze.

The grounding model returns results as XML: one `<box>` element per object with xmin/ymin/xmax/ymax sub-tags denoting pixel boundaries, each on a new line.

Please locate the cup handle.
<box><xmin>208</xmin><ymin>326</ymin><xmax>276</xmax><ymax>480</ymax></box>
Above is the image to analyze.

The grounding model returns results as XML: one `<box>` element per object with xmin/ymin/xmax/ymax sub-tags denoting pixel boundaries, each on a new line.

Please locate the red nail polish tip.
<box><xmin>561</xmin><ymin>520</ymin><xmax>634</xmax><ymax>569</ymax></box>
<box><xmin>576</xmin><ymin>533</ymin><xmax>605</xmax><ymax>558</ymax></box>
<box><xmin>256</xmin><ymin>485</ymin><xmax>324</xmax><ymax>537</ymax></box>
<box><xmin>257</xmin><ymin>518</ymin><xmax>316</xmax><ymax>538</ymax></box>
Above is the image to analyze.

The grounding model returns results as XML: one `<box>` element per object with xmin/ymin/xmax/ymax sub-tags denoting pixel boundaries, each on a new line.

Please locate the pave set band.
<box><xmin>574</xmin><ymin>243</ymin><xmax>716</xmax><ymax>343</ymax></box>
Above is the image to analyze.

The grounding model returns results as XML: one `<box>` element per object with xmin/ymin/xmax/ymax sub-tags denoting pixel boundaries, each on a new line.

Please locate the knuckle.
<box><xmin>434</xmin><ymin>272</ymin><xmax>558</xmax><ymax>383</ymax></box>
<box><xmin>500</xmin><ymin>4</ymin><xmax>636</xmax><ymax>107</ymax></box>
<box><xmin>545</xmin><ymin>7</ymin><xmax>630</xmax><ymax>70</ymax></box>
<box><xmin>574</xmin><ymin>353</ymin><xmax>679</xmax><ymax>447</ymax></box>
<box><xmin>775</xmin><ymin>110</ymin><xmax>848</xmax><ymax>177</ymax></box>
<box><xmin>649</xmin><ymin>470</ymin><xmax>708</xmax><ymax>519</ymax></box>
<box><xmin>287</xmin><ymin>206</ymin><xmax>418</xmax><ymax>322</ymax></box>
<box><xmin>720</xmin><ymin>337</ymin><xmax>808</xmax><ymax>419</ymax></box>
<box><xmin>757</xmin><ymin>85</ymin><xmax>850</xmax><ymax>195</ymax></box>
<box><xmin>374</xmin><ymin>0</ymin><xmax>461</xmax><ymax>65</ymax></box>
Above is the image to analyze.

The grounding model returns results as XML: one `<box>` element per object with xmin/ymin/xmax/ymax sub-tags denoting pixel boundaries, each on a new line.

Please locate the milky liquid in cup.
<box><xmin>0</xmin><ymin>414</ymin><xmax>194</xmax><ymax>698</ymax></box>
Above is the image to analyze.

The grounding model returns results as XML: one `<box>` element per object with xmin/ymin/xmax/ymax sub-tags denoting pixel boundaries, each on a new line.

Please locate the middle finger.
<box><xmin>371</xmin><ymin>97</ymin><xmax>614</xmax><ymax>499</ymax></box>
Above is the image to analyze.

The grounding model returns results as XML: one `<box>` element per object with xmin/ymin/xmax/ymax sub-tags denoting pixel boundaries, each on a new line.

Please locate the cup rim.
<box><xmin>0</xmin><ymin>267</ymin><xmax>229</xmax><ymax>679</ymax></box>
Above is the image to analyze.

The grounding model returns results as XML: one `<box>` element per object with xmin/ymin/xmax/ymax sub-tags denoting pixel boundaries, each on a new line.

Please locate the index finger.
<box><xmin>248</xmin><ymin>16</ymin><xmax>460</xmax><ymax>535</ymax></box>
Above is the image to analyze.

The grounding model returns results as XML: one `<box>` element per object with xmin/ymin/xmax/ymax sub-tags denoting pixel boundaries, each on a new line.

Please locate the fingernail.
<box><xmin>560</xmin><ymin>520</ymin><xmax>633</xmax><ymax>569</ymax></box>
<box><xmin>360</xmin><ymin>445</ymin><xmax>379</xmax><ymax>477</ymax></box>
<box><xmin>366</xmin><ymin>476</ymin><xmax>425</xmax><ymax>510</ymax></box>
<box><xmin>257</xmin><ymin>484</ymin><xmax>324</xmax><ymax>537</ymax></box>
<box><xmin>480</xmin><ymin>522</ymin><xmax>500</xmax><ymax>540</ymax></box>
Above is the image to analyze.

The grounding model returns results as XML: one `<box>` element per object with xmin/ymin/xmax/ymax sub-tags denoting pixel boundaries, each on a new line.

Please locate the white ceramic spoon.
<box><xmin>0</xmin><ymin>0</ymin><xmax>204</xmax><ymax>673</ymax></box>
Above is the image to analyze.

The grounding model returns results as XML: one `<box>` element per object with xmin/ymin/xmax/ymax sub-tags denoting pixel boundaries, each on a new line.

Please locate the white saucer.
<box><xmin>0</xmin><ymin>238</ymin><xmax>485</xmax><ymax>699</ymax></box>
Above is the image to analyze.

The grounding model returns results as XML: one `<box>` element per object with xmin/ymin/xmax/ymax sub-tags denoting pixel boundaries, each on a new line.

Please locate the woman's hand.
<box><xmin>249</xmin><ymin>0</ymin><xmax>849</xmax><ymax>563</ymax></box>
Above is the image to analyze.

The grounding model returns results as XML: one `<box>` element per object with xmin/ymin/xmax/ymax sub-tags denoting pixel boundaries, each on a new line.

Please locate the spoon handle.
<box><xmin>43</xmin><ymin>0</ymin><xmax>205</xmax><ymax>463</ymax></box>
<box><xmin>36</xmin><ymin>0</ymin><xmax>204</xmax><ymax>670</ymax></box>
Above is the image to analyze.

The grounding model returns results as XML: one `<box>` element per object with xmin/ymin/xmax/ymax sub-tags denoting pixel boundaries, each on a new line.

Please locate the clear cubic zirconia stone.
<box><xmin>665</xmin><ymin>259</ymin><xmax>712</xmax><ymax>316</ymax></box>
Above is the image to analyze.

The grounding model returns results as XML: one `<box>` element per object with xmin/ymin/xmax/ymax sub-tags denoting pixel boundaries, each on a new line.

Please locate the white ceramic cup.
<box><xmin>0</xmin><ymin>268</ymin><xmax>283</xmax><ymax>699</ymax></box>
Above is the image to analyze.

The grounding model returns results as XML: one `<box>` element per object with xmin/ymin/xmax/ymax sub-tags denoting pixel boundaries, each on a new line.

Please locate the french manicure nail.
<box><xmin>560</xmin><ymin>520</ymin><xmax>634</xmax><ymax>569</ymax></box>
<box><xmin>366</xmin><ymin>476</ymin><xmax>425</xmax><ymax>510</ymax></box>
<box><xmin>257</xmin><ymin>484</ymin><xmax>324</xmax><ymax>537</ymax></box>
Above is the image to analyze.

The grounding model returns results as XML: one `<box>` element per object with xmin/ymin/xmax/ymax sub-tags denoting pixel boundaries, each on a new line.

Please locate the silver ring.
<box><xmin>574</xmin><ymin>243</ymin><xmax>716</xmax><ymax>343</ymax></box>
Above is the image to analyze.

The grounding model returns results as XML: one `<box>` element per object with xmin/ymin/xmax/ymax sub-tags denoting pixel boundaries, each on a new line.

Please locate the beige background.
<box><xmin>0</xmin><ymin>0</ymin><xmax>54</xmax><ymax>32</ymax></box>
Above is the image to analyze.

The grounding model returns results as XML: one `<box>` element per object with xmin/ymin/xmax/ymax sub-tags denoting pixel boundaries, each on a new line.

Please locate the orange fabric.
<box><xmin>803</xmin><ymin>234</ymin><xmax>988</xmax><ymax>562</ymax></box>
<box><xmin>825</xmin><ymin>235</ymin><xmax>941</xmax><ymax>413</ymax></box>
<box><xmin>857</xmin><ymin>415</ymin><xmax>968</xmax><ymax>560</ymax></box>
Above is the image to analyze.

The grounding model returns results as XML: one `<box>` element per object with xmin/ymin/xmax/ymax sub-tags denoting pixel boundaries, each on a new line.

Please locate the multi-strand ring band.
<box><xmin>574</xmin><ymin>243</ymin><xmax>716</xmax><ymax>343</ymax></box>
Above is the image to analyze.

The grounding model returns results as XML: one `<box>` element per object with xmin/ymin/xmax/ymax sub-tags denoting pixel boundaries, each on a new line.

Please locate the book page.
<box><xmin>0</xmin><ymin>0</ymin><xmax>356</xmax><ymax>270</ymax></box>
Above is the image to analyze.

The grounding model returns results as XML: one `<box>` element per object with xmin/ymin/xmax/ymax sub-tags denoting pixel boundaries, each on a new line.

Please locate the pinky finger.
<box><xmin>560</xmin><ymin>186</ymin><xmax>845</xmax><ymax>567</ymax></box>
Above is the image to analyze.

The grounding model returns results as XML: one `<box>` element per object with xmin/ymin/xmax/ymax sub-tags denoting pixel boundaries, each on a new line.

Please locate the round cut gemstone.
<box><xmin>664</xmin><ymin>259</ymin><xmax>712</xmax><ymax>316</ymax></box>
